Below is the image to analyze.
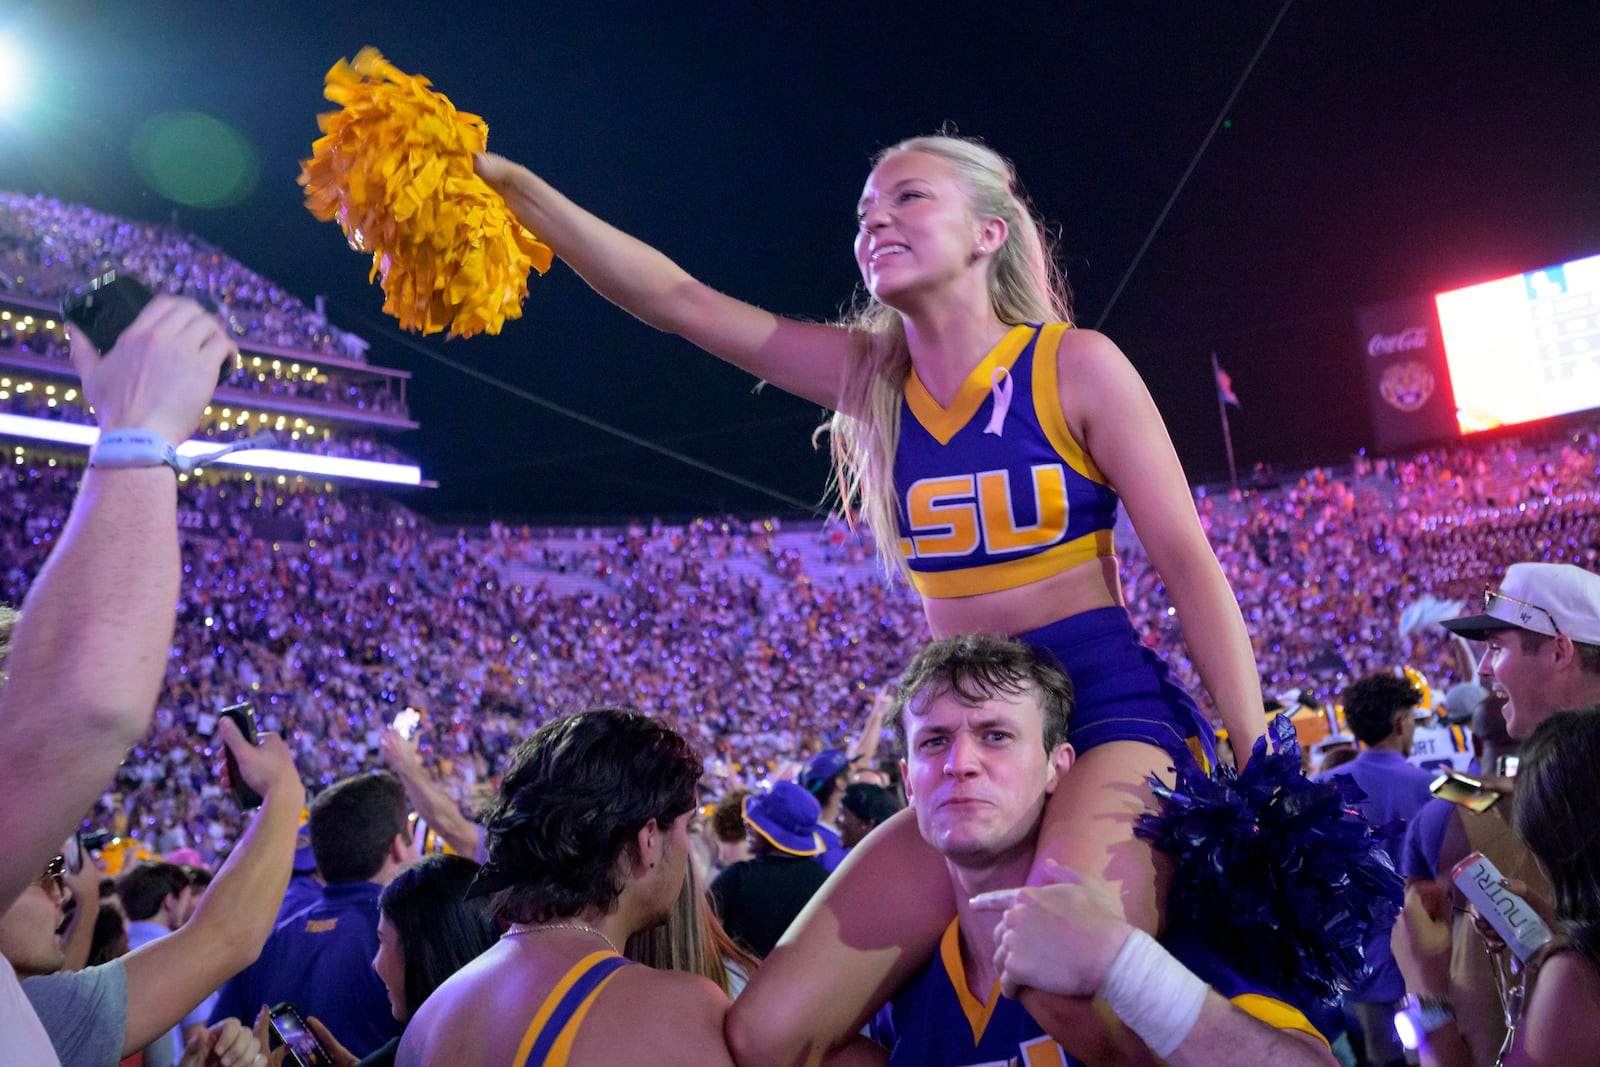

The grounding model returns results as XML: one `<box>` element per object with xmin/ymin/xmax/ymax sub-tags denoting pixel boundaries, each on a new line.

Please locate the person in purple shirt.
<box><xmin>277</xmin><ymin>816</ymin><xmax>323</xmax><ymax>922</ymax></box>
<box><xmin>1321</xmin><ymin>670</ymin><xmax>1437</xmax><ymax>1067</ymax></box>
<box><xmin>210</xmin><ymin>772</ymin><xmax>417</xmax><ymax>1059</ymax></box>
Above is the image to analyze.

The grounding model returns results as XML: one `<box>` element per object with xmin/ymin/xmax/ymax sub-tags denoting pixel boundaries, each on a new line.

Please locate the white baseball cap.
<box><xmin>1441</xmin><ymin>562</ymin><xmax>1600</xmax><ymax>646</ymax></box>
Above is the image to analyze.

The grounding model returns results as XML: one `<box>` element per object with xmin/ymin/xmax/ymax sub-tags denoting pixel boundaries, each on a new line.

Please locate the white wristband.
<box><xmin>90</xmin><ymin>429</ymin><xmax>181</xmax><ymax>472</ymax></box>
<box><xmin>1097</xmin><ymin>928</ymin><xmax>1208</xmax><ymax>1058</ymax></box>
<box><xmin>89</xmin><ymin>428</ymin><xmax>280</xmax><ymax>475</ymax></box>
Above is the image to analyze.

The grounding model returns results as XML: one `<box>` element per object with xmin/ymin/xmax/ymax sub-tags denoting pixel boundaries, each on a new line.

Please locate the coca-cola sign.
<box><xmin>1367</xmin><ymin>327</ymin><xmax>1429</xmax><ymax>356</ymax></box>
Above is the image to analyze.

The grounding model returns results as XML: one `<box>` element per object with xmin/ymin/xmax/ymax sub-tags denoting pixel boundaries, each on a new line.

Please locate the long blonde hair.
<box><xmin>821</xmin><ymin>134</ymin><xmax>1072</xmax><ymax>581</ymax></box>
<box><xmin>624</xmin><ymin>861</ymin><xmax>759</xmax><ymax>995</ymax></box>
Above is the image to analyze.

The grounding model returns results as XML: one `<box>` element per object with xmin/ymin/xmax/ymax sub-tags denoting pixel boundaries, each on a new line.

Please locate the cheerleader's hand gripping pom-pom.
<box><xmin>298</xmin><ymin>48</ymin><xmax>553</xmax><ymax>338</ymax></box>
<box><xmin>1136</xmin><ymin>714</ymin><xmax>1405</xmax><ymax>1006</ymax></box>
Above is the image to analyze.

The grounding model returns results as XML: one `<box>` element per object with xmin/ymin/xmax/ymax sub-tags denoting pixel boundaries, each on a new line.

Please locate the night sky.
<box><xmin>2</xmin><ymin>1</ymin><xmax>1596</xmax><ymax>522</ymax></box>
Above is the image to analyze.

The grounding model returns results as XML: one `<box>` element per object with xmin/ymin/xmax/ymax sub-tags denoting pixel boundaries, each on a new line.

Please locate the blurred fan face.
<box><xmin>372</xmin><ymin>912</ymin><xmax>407</xmax><ymax>1021</ymax></box>
<box><xmin>837</xmin><ymin>807</ymin><xmax>874</xmax><ymax>849</ymax></box>
<box><xmin>0</xmin><ymin>872</ymin><xmax>69</xmax><ymax>977</ymax></box>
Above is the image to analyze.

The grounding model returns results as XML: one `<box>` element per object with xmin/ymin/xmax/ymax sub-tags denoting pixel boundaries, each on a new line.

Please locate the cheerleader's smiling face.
<box><xmin>854</xmin><ymin>151</ymin><xmax>997</xmax><ymax>309</ymax></box>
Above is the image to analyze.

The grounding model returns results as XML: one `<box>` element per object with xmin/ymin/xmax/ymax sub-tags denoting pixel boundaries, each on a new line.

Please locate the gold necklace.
<box><xmin>504</xmin><ymin>920</ymin><xmax>620</xmax><ymax>955</ymax></box>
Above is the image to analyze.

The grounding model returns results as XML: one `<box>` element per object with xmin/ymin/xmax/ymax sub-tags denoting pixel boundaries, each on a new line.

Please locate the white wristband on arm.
<box><xmin>1097</xmin><ymin>927</ymin><xmax>1209</xmax><ymax>1058</ymax></box>
<box><xmin>90</xmin><ymin>428</ymin><xmax>183</xmax><ymax>472</ymax></box>
<box><xmin>90</xmin><ymin>429</ymin><xmax>279</xmax><ymax>475</ymax></box>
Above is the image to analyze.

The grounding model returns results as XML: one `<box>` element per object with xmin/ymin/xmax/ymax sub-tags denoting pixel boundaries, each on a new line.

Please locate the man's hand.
<box><xmin>217</xmin><ymin>718</ymin><xmax>303</xmax><ymax>808</ymax></box>
<box><xmin>68</xmin><ymin>295</ymin><xmax>235</xmax><ymax>444</ymax></box>
<box><xmin>56</xmin><ymin>841</ymin><xmax>103</xmax><ymax>971</ymax></box>
<box><xmin>62</xmin><ymin>852</ymin><xmax>100</xmax><ymax>920</ymax></box>
<box><xmin>379</xmin><ymin>726</ymin><xmax>425</xmax><ymax>781</ymax></box>
<box><xmin>1391</xmin><ymin>880</ymin><xmax>1453</xmax><ymax>997</ymax></box>
<box><xmin>867</xmin><ymin>689</ymin><xmax>893</xmax><ymax>722</ymax></box>
<box><xmin>970</xmin><ymin>860</ymin><xmax>1134</xmax><ymax>999</ymax></box>
<box><xmin>177</xmin><ymin>1014</ymin><xmax>274</xmax><ymax>1067</ymax></box>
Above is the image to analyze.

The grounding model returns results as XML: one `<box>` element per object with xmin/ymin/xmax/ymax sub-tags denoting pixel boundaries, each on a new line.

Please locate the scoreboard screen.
<box><xmin>1435</xmin><ymin>252</ymin><xmax>1600</xmax><ymax>434</ymax></box>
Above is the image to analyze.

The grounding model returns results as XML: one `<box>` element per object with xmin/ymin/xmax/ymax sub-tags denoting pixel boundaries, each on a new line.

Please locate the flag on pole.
<box><xmin>1213</xmin><ymin>354</ymin><xmax>1241</xmax><ymax>408</ymax></box>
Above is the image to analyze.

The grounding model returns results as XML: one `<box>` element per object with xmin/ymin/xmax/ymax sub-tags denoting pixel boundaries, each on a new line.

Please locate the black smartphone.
<box><xmin>217</xmin><ymin>703</ymin><xmax>263</xmax><ymax>810</ymax></box>
<box><xmin>1428</xmin><ymin>769</ymin><xmax>1499</xmax><ymax>812</ymax></box>
<box><xmin>267</xmin><ymin>1001</ymin><xmax>335</xmax><ymax>1067</ymax></box>
<box><xmin>61</xmin><ymin>272</ymin><xmax>154</xmax><ymax>355</ymax></box>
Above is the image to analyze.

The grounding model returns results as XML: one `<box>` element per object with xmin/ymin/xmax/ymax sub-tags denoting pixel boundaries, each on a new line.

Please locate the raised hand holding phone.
<box><xmin>67</xmin><ymin>294</ymin><xmax>235</xmax><ymax>445</ymax></box>
<box><xmin>218</xmin><ymin>704</ymin><xmax>263</xmax><ymax>809</ymax></box>
<box><xmin>216</xmin><ymin>712</ymin><xmax>302</xmax><ymax>814</ymax></box>
<box><xmin>61</xmin><ymin>273</ymin><xmax>155</xmax><ymax>355</ymax></box>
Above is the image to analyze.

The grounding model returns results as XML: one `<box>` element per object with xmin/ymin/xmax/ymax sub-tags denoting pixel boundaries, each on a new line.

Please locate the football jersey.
<box><xmin>871</xmin><ymin>920</ymin><xmax>1327</xmax><ymax>1066</ymax></box>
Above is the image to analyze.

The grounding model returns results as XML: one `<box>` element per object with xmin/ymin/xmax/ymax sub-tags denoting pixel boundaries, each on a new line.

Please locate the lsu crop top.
<box><xmin>894</xmin><ymin>323</ymin><xmax>1119</xmax><ymax>599</ymax></box>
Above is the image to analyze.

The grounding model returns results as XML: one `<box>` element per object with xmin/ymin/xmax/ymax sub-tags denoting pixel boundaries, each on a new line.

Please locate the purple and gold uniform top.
<box><xmin>894</xmin><ymin>323</ymin><xmax>1119</xmax><ymax>599</ymax></box>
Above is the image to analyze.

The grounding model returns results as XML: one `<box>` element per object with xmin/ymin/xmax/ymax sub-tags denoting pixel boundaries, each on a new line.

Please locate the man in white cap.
<box><xmin>1441</xmin><ymin>561</ymin><xmax>1600</xmax><ymax>739</ymax></box>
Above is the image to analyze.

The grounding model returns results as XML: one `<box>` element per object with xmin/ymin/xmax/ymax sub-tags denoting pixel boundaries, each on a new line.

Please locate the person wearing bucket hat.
<box><xmin>800</xmin><ymin>749</ymin><xmax>858</xmax><ymax>873</ymax></box>
<box><xmin>708</xmin><ymin>783</ymin><xmax>829</xmax><ymax>960</ymax></box>
<box><xmin>1441</xmin><ymin>562</ymin><xmax>1600</xmax><ymax>739</ymax></box>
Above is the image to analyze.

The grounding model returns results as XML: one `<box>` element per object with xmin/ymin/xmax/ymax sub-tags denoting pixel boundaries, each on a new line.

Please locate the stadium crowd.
<box><xmin>0</xmin><ymin>320</ymin><xmax>404</xmax><ymax>415</ymax></box>
<box><xmin>0</xmin><ymin>414</ymin><xmax>1594</xmax><ymax>876</ymax></box>
<box><xmin>0</xmin><ymin>193</ymin><xmax>369</xmax><ymax>360</ymax></box>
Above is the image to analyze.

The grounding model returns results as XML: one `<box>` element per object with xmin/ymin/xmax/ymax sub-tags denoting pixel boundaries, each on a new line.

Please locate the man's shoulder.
<box><xmin>22</xmin><ymin>957</ymin><xmax>127</xmax><ymax>1006</ymax></box>
<box><xmin>608</xmin><ymin>964</ymin><xmax>725</xmax><ymax>1007</ymax></box>
<box><xmin>585</xmin><ymin>967</ymin><xmax>731</xmax><ymax>1064</ymax></box>
<box><xmin>22</xmin><ymin>959</ymin><xmax>129</xmax><ymax>1064</ymax></box>
<box><xmin>406</xmin><ymin>955</ymin><xmax>729</xmax><ymax>1067</ymax></box>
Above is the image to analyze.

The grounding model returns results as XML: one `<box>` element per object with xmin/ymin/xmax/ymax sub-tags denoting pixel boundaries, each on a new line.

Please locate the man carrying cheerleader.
<box><xmin>865</xmin><ymin>634</ymin><xmax>1340</xmax><ymax>1066</ymax></box>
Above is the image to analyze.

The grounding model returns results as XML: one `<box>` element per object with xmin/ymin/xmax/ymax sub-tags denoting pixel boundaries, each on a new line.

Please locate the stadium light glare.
<box><xmin>0</xmin><ymin>36</ymin><xmax>27</xmax><ymax>112</ymax></box>
<box><xmin>0</xmin><ymin>413</ymin><xmax>424</xmax><ymax>486</ymax></box>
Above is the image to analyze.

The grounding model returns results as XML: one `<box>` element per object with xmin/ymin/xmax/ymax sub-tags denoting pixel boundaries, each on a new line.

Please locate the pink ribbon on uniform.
<box><xmin>983</xmin><ymin>366</ymin><xmax>1014</xmax><ymax>437</ymax></box>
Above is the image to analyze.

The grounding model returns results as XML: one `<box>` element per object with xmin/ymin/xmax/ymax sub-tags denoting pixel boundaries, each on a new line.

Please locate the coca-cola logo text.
<box><xmin>1367</xmin><ymin>327</ymin><xmax>1429</xmax><ymax>356</ymax></box>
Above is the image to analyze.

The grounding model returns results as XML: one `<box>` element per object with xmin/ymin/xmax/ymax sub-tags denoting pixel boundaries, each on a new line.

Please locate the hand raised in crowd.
<box><xmin>1391</xmin><ymin>879</ymin><xmax>1454</xmax><ymax>996</ymax></box>
<box><xmin>178</xmin><ymin>1012</ymin><xmax>280</xmax><ymax>1067</ymax></box>
<box><xmin>60</xmin><ymin>846</ymin><xmax>100</xmax><ymax>917</ymax></box>
<box><xmin>68</xmin><ymin>295</ymin><xmax>236</xmax><ymax>445</ymax></box>
<box><xmin>217</xmin><ymin>716</ymin><xmax>305</xmax><ymax>809</ymax></box>
<box><xmin>971</xmin><ymin>860</ymin><xmax>1133</xmax><ymax>1000</ymax></box>
<box><xmin>378</xmin><ymin>724</ymin><xmax>425</xmax><ymax>780</ymax></box>
<box><xmin>867</xmin><ymin>688</ymin><xmax>894</xmax><ymax>721</ymax></box>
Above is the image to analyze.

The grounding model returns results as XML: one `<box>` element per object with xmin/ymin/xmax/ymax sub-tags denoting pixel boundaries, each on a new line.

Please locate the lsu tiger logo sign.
<box><xmin>1380</xmin><ymin>361</ymin><xmax>1435</xmax><ymax>413</ymax></box>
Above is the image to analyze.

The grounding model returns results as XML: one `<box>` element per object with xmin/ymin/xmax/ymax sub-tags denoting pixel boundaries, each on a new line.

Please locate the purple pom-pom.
<box><xmin>1137</xmin><ymin>715</ymin><xmax>1404</xmax><ymax>1005</ymax></box>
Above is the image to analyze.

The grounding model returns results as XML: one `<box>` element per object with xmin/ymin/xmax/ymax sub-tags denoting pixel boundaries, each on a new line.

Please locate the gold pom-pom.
<box><xmin>298</xmin><ymin>48</ymin><xmax>552</xmax><ymax>338</ymax></box>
